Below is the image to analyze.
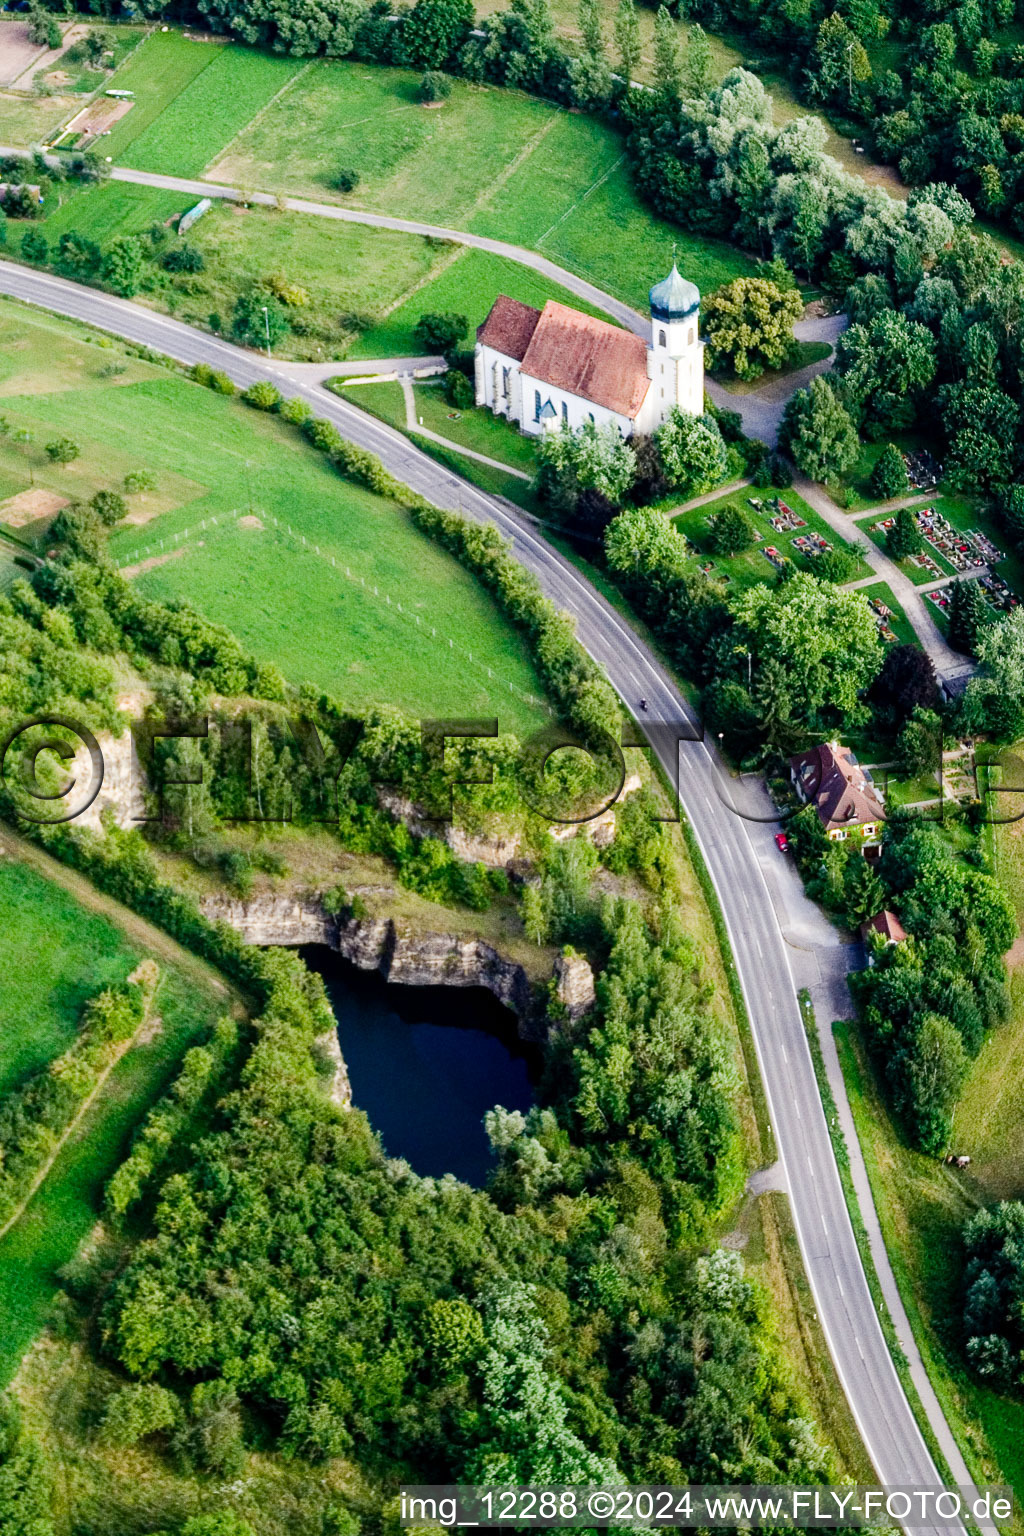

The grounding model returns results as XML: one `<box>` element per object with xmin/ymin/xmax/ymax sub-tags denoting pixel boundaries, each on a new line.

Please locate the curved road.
<box><xmin>0</xmin><ymin>261</ymin><xmax>966</xmax><ymax>1521</ymax></box>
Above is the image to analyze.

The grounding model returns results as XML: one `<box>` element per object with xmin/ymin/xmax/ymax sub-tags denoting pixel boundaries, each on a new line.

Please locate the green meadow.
<box><xmin>0</xmin><ymin>304</ymin><xmax>549</xmax><ymax>733</ymax></box>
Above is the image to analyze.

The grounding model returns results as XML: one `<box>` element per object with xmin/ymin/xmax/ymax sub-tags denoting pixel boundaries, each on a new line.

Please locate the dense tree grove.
<box><xmin>960</xmin><ymin>1201</ymin><xmax>1024</xmax><ymax>1392</ymax></box>
<box><xmin>98</xmin><ymin>910</ymin><xmax>828</xmax><ymax>1491</ymax></box>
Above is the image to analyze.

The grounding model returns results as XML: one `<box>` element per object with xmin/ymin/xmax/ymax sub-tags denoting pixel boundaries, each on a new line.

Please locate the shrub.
<box><xmin>20</xmin><ymin>227</ymin><xmax>48</xmax><ymax>264</ymax></box>
<box><xmin>413</xmin><ymin>310</ymin><xmax>467</xmax><ymax>355</ymax></box>
<box><xmin>162</xmin><ymin>243</ymin><xmax>205</xmax><ymax>273</ymax></box>
<box><xmin>419</xmin><ymin>69</ymin><xmax>453</xmax><ymax>101</ymax></box>
<box><xmin>91</xmin><ymin>489</ymin><xmax>128</xmax><ymax>526</ymax></box>
<box><xmin>336</xmin><ymin>167</ymin><xmax>360</xmax><ymax>193</ymax></box>
<box><xmin>101</xmin><ymin>1383</ymin><xmax>180</xmax><ymax>1447</ymax></box>
<box><xmin>445</xmin><ymin>368</ymin><xmax>474</xmax><ymax>408</ymax></box>
<box><xmin>124</xmin><ymin>470</ymin><xmax>156</xmax><ymax>494</ymax></box>
<box><xmin>242</xmin><ymin>380</ymin><xmax>283</xmax><ymax>411</ymax></box>
<box><xmin>278</xmin><ymin>395</ymin><xmax>311</xmax><ymax>425</ymax></box>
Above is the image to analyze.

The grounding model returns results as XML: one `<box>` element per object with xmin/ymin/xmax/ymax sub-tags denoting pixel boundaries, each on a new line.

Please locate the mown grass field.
<box><xmin>835</xmin><ymin>1019</ymin><xmax>1024</xmax><ymax>1513</ymax></box>
<box><xmin>347</xmin><ymin>245</ymin><xmax>619</xmax><ymax>358</ymax></box>
<box><xmin>0</xmin><ymin>303</ymin><xmax>549</xmax><ymax>732</ymax></box>
<box><xmin>0</xmin><ymin>853</ymin><xmax>226</xmax><ymax>1386</ymax></box>
<box><xmin>207</xmin><ymin>59</ymin><xmax>753</xmax><ymax>309</ymax></box>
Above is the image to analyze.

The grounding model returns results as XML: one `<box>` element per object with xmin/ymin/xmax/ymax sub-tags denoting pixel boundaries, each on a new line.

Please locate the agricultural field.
<box><xmin>0</xmin><ymin>849</ymin><xmax>226</xmax><ymax>1385</ymax></box>
<box><xmin>109</xmin><ymin>40</ymin><xmax>305</xmax><ymax>178</ymax></box>
<box><xmin>0</xmin><ymin>303</ymin><xmax>550</xmax><ymax>733</ymax></box>
<box><xmin>671</xmin><ymin>484</ymin><xmax>872</xmax><ymax>594</ymax></box>
<box><xmin>91</xmin><ymin>29</ymin><xmax>230</xmax><ymax>163</ymax></box>
<box><xmin>206</xmin><ymin>59</ymin><xmax>753</xmax><ymax>308</ymax></box>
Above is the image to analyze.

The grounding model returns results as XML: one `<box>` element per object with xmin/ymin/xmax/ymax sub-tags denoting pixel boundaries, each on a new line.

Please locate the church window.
<box><xmin>534</xmin><ymin>389</ymin><xmax>541</xmax><ymax>421</ymax></box>
<box><xmin>492</xmin><ymin>362</ymin><xmax>498</xmax><ymax>399</ymax></box>
<box><xmin>561</xmin><ymin>400</ymin><xmax>568</xmax><ymax>423</ymax></box>
<box><xmin>658</xmin><ymin>329</ymin><xmax>666</xmax><ymax>348</ymax></box>
<box><xmin>502</xmin><ymin>367</ymin><xmax>510</xmax><ymax>399</ymax></box>
<box><xmin>588</xmin><ymin>412</ymin><xmax>595</xmax><ymax>423</ymax></box>
<box><xmin>688</xmin><ymin>328</ymin><xmax>694</xmax><ymax>345</ymax></box>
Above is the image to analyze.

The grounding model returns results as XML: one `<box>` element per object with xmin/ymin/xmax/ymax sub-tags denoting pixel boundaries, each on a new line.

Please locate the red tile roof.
<box><xmin>790</xmin><ymin>740</ymin><xmax>886</xmax><ymax>832</ymax></box>
<box><xmin>476</xmin><ymin>295</ymin><xmax>542</xmax><ymax>362</ymax></box>
<box><xmin>520</xmin><ymin>301</ymin><xmax>651</xmax><ymax>419</ymax></box>
<box><xmin>861</xmin><ymin>910</ymin><xmax>908</xmax><ymax>943</ymax></box>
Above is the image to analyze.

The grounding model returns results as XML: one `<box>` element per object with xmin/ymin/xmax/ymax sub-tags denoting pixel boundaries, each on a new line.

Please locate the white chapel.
<box><xmin>473</xmin><ymin>263</ymin><xmax>704</xmax><ymax>438</ymax></box>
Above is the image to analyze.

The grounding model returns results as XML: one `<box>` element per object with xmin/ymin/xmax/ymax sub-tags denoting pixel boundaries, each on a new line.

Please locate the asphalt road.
<box><xmin>0</xmin><ymin>261</ymin><xmax>961</xmax><ymax>1519</ymax></box>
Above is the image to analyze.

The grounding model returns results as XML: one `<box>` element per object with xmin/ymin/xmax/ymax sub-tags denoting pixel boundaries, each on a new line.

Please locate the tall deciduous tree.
<box><xmin>702</xmin><ymin>277</ymin><xmax>804</xmax><ymax>379</ymax></box>
<box><xmin>733</xmin><ymin>570</ymin><xmax>883</xmax><ymax>721</ymax></box>
<box><xmin>779</xmin><ymin>375</ymin><xmax>860</xmax><ymax>482</ymax></box>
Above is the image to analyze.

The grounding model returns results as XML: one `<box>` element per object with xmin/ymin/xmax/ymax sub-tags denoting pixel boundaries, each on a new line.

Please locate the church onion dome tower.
<box><xmin>649</xmin><ymin>262</ymin><xmax>700</xmax><ymax>322</ymax></box>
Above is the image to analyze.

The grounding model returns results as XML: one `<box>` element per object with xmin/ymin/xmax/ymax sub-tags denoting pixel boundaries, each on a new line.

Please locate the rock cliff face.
<box><xmin>198</xmin><ymin>893</ymin><xmax>559</xmax><ymax>1040</ymax></box>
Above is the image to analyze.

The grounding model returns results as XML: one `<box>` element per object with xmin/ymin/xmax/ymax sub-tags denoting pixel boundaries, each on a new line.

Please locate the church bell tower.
<box><xmin>647</xmin><ymin>262</ymin><xmax>704</xmax><ymax>423</ymax></box>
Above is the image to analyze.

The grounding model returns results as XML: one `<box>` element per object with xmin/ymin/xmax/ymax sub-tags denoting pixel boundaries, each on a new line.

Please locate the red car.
<box><xmin>775</xmin><ymin>832</ymin><xmax>789</xmax><ymax>853</ymax></box>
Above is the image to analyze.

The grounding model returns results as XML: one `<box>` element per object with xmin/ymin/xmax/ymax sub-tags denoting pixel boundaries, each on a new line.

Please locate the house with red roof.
<box><xmin>474</xmin><ymin>264</ymin><xmax>704</xmax><ymax>437</ymax></box>
<box><xmin>790</xmin><ymin>740</ymin><xmax>886</xmax><ymax>847</ymax></box>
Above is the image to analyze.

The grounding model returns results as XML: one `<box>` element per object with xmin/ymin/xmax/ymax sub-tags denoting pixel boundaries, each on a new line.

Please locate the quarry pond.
<box><xmin>304</xmin><ymin>948</ymin><xmax>537</xmax><ymax>1186</ymax></box>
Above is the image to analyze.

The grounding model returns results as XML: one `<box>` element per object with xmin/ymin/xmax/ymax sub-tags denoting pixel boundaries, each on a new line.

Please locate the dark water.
<box><xmin>302</xmin><ymin>948</ymin><xmax>537</xmax><ymax>1186</ymax></box>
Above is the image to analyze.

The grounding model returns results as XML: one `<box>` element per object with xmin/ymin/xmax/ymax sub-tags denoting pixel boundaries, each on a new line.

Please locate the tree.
<box><xmin>101</xmin><ymin>235</ymin><xmax>144</xmax><ymax>297</ymax></box>
<box><xmin>613</xmin><ymin>0</ymin><xmax>641</xmax><ymax>82</ymax></box>
<box><xmin>413</xmin><ymin>310</ymin><xmax>467</xmax><ymax>354</ymax></box>
<box><xmin>897</xmin><ymin>1011</ymin><xmax>967</xmax><ymax>1154</ymax></box>
<box><xmin>808</xmin><ymin>13</ymin><xmax>870</xmax><ymax>105</ymax></box>
<box><xmin>652</xmin><ymin>5</ymin><xmax>681</xmax><ymax>100</ymax></box>
<box><xmin>779</xmin><ymin>375</ymin><xmax>860</xmax><ymax>482</ymax></box>
<box><xmin>896</xmin><ymin>705</ymin><xmax>943</xmax><ymax>776</ymax></box>
<box><xmin>45</xmin><ymin>437</ymin><xmax>80</xmax><ymax>467</ymax></box>
<box><xmin>702</xmin><ymin>277</ymin><xmax>804</xmax><ymax>380</ymax></box>
<box><xmin>55</xmin><ymin>229</ymin><xmax>101</xmax><ymax>280</ymax></box>
<box><xmin>708</xmin><ymin>502</ymin><xmax>756</xmax><ymax>554</ymax></box>
<box><xmin>963</xmin><ymin>606</ymin><xmax>1024</xmax><ymax>739</ymax></box>
<box><xmin>685</xmin><ymin>23</ymin><xmax>713</xmax><ymax>94</ymax></box>
<box><xmin>536</xmin><ymin>420</ymin><xmax>637</xmax><ymax>514</ymax></box>
<box><xmin>961</xmin><ymin>1201</ymin><xmax>1024</xmax><ymax>1392</ymax></box>
<box><xmin>232</xmin><ymin>286</ymin><xmax>289</xmax><ymax>348</ymax></box>
<box><xmin>947</xmin><ymin>577</ymin><xmax>990</xmax><ymax>656</ymax></box>
<box><xmin>655</xmin><ymin>408</ymin><xmax>728</xmax><ymax>497</ymax></box>
<box><xmin>886</xmin><ymin>506</ymin><xmax>922</xmax><ymax>561</ymax></box>
<box><xmin>870</xmin><ymin>443</ymin><xmax>909</xmax><ymax>502</ymax></box>
<box><xmin>733</xmin><ymin>571</ymin><xmax>883</xmax><ymax>721</ymax></box>
<box><xmin>835</xmin><ymin>311</ymin><xmax>937</xmax><ymax>438</ymax></box>
<box><xmin>868</xmin><ymin>643</ymin><xmax>939</xmax><ymax>724</ymax></box>
<box><xmin>605</xmin><ymin>503</ymin><xmax>689</xmax><ymax>579</ymax></box>
<box><xmin>91</xmin><ymin>489</ymin><xmax>127</xmax><ymax>525</ymax></box>
<box><xmin>335</xmin><ymin>167</ymin><xmax>360</xmax><ymax>193</ymax></box>
<box><xmin>401</xmin><ymin>0</ymin><xmax>474</xmax><ymax>68</ymax></box>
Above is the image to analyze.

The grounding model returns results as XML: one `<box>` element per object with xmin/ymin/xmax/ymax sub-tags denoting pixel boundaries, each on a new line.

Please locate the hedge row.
<box><xmin>0</xmin><ymin>970</ymin><xmax>154</xmax><ymax>1227</ymax></box>
<box><xmin>105</xmin><ymin>1015</ymin><xmax>241</xmax><ymax>1225</ymax></box>
<box><xmin>247</xmin><ymin>400</ymin><xmax>625</xmax><ymax>746</ymax></box>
